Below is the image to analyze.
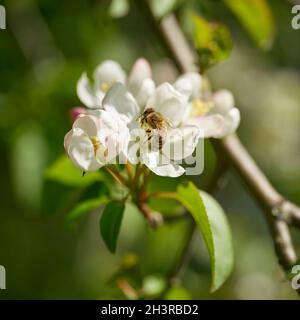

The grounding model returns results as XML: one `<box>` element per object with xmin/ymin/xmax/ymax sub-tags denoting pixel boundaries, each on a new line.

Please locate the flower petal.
<box><xmin>224</xmin><ymin>108</ymin><xmax>240</xmax><ymax>135</ymax></box>
<box><xmin>162</xmin><ymin>126</ymin><xmax>200</xmax><ymax>161</ymax></box>
<box><xmin>72</xmin><ymin>114</ymin><xmax>100</xmax><ymax>137</ymax></box>
<box><xmin>140</xmin><ymin>150</ymin><xmax>185</xmax><ymax>177</ymax></box>
<box><xmin>102</xmin><ymin>83</ymin><xmax>139</xmax><ymax>123</ymax></box>
<box><xmin>191</xmin><ymin>107</ymin><xmax>240</xmax><ymax>138</ymax></box>
<box><xmin>146</xmin><ymin>83</ymin><xmax>188</xmax><ymax>127</ymax></box>
<box><xmin>64</xmin><ymin>130</ymin><xmax>73</xmax><ymax>153</ymax></box>
<box><xmin>174</xmin><ymin>72</ymin><xmax>202</xmax><ymax>100</ymax></box>
<box><xmin>135</xmin><ymin>78</ymin><xmax>155</xmax><ymax>108</ymax></box>
<box><xmin>94</xmin><ymin>60</ymin><xmax>126</xmax><ymax>89</ymax></box>
<box><xmin>126</xmin><ymin>128</ymin><xmax>149</xmax><ymax>164</ymax></box>
<box><xmin>67</xmin><ymin>128</ymin><xmax>102</xmax><ymax>172</ymax></box>
<box><xmin>77</xmin><ymin>73</ymin><xmax>99</xmax><ymax>108</ymax></box>
<box><xmin>127</xmin><ymin>58</ymin><xmax>152</xmax><ymax>94</ymax></box>
<box><xmin>189</xmin><ymin>115</ymin><xmax>223</xmax><ymax>138</ymax></box>
<box><xmin>212</xmin><ymin>89</ymin><xmax>235</xmax><ymax>114</ymax></box>
<box><xmin>148</xmin><ymin>163</ymin><xmax>185</xmax><ymax>177</ymax></box>
<box><xmin>98</xmin><ymin>110</ymin><xmax>130</xmax><ymax>161</ymax></box>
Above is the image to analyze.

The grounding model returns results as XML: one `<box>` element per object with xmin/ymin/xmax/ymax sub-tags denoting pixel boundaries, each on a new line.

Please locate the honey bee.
<box><xmin>138</xmin><ymin>108</ymin><xmax>171</xmax><ymax>151</ymax></box>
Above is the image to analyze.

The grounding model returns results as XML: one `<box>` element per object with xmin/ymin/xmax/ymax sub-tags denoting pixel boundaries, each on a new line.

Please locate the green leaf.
<box><xmin>190</xmin><ymin>14</ymin><xmax>232</xmax><ymax>71</ymax></box>
<box><xmin>45</xmin><ymin>155</ymin><xmax>106</xmax><ymax>187</ymax></box>
<box><xmin>224</xmin><ymin>0</ymin><xmax>274</xmax><ymax>50</ymax></box>
<box><xmin>109</xmin><ymin>0</ymin><xmax>130</xmax><ymax>18</ymax></box>
<box><xmin>200</xmin><ymin>190</ymin><xmax>234</xmax><ymax>291</ymax></box>
<box><xmin>100</xmin><ymin>200</ymin><xmax>125</xmax><ymax>253</ymax></box>
<box><xmin>67</xmin><ymin>196</ymin><xmax>108</xmax><ymax>222</ymax></box>
<box><xmin>176</xmin><ymin>182</ymin><xmax>233</xmax><ymax>291</ymax></box>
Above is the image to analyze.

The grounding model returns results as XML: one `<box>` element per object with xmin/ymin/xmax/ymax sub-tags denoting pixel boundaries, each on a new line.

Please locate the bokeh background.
<box><xmin>0</xmin><ymin>0</ymin><xmax>299</xmax><ymax>299</ymax></box>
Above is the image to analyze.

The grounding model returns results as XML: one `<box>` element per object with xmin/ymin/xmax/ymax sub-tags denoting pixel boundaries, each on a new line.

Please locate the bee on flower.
<box><xmin>64</xmin><ymin>58</ymin><xmax>240</xmax><ymax>177</ymax></box>
<box><xmin>102</xmin><ymin>81</ymin><xmax>201</xmax><ymax>177</ymax></box>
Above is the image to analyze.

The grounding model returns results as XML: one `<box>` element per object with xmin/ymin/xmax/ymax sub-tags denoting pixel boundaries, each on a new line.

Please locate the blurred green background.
<box><xmin>0</xmin><ymin>0</ymin><xmax>300</xmax><ymax>299</ymax></box>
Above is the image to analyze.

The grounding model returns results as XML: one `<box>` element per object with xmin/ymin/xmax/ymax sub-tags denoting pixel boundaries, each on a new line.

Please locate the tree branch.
<box><xmin>217</xmin><ymin>136</ymin><xmax>297</xmax><ymax>268</ymax></box>
<box><xmin>135</xmin><ymin>0</ymin><xmax>300</xmax><ymax>294</ymax></box>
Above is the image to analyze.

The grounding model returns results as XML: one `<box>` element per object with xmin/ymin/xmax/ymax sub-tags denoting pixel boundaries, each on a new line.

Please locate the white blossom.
<box><xmin>67</xmin><ymin>61</ymin><xmax>240</xmax><ymax>177</ymax></box>
<box><xmin>77</xmin><ymin>58</ymin><xmax>155</xmax><ymax>109</ymax></box>
<box><xmin>174</xmin><ymin>72</ymin><xmax>240</xmax><ymax>138</ymax></box>
<box><xmin>64</xmin><ymin>113</ymin><xmax>129</xmax><ymax>172</ymax></box>
<box><xmin>103</xmin><ymin>82</ymin><xmax>200</xmax><ymax>177</ymax></box>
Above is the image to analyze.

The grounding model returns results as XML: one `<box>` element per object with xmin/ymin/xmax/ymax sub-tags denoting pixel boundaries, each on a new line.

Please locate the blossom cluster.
<box><xmin>64</xmin><ymin>59</ymin><xmax>240</xmax><ymax>177</ymax></box>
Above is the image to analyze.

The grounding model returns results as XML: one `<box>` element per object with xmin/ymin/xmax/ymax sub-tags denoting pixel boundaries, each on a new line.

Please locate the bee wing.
<box><xmin>164</xmin><ymin>117</ymin><xmax>173</xmax><ymax>129</ymax></box>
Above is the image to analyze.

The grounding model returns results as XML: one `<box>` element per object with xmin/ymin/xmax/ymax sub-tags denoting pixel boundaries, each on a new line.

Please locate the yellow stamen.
<box><xmin>191</xmin><ymin>99</ymin><xmax>214</xmax><ymax>117</ymax></box>
<box><xmin>101</xmin><ymin>82</ymin><xmax>112</xmax><ymax>92</ymax></box>
<box><xmin>90</xmin><ymin>136</ymin><xmax>101</xmax><ymax>155</ymax></box>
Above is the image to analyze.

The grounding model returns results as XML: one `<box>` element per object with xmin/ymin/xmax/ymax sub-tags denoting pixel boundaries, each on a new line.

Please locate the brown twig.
<box><xmin>116</xmin><ymin>277</ymin><xmax>139</xmax><ymax>300</ymax></box>
<box><xmin>138</xmin><ymin>190</ymin><xmax>163</xmax><ymax>227</ymax></box>
<box><xmin>148</xmin><ymin>191</ymin><xmax>178</xmax><ymax>200</ymax></box>
<box><xmin>135</xmin><ymin>0</ymin><xmax>300</xmax><ymax>296</ymax></box>
<box><xmin>214</xmin><ymin>136</ymin><xmax>298</xmax><ymax>269</ymax></box>
<box><xmin>105</xmin><ymin>166</ymin><xmax>128</xmax><ymax>186</ymax></box>
<box><xmin>125</xmin><ymin>163</ymin><xmax>133</xmax><ymax>181</ymax></box>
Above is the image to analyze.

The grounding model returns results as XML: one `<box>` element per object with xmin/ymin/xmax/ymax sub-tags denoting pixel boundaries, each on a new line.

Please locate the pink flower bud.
<box><xmin>69</xmin><ymin>107</ymin><xmax>86</xmax><ymax>121</ymax></box>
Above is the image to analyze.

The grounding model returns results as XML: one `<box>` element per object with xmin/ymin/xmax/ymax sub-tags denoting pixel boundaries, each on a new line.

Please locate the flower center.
<box><xmin>90</xmin><ymin>136</ymin><xmax>101</xmax><ymax>155</ymax></box>
<box><xmin>101</xmin><ymin>82</ymin><xmax>113</xmax><ymax>93</ymax></box>
<box><xmin>191</xmin><ymin>99</ymin><xmax>214</xmax><ymax>117</ymax></box>
<box><xmin>90</xmin><ymin>136</ymin><xmax>109</xmax><ymax>161</ymax></box>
